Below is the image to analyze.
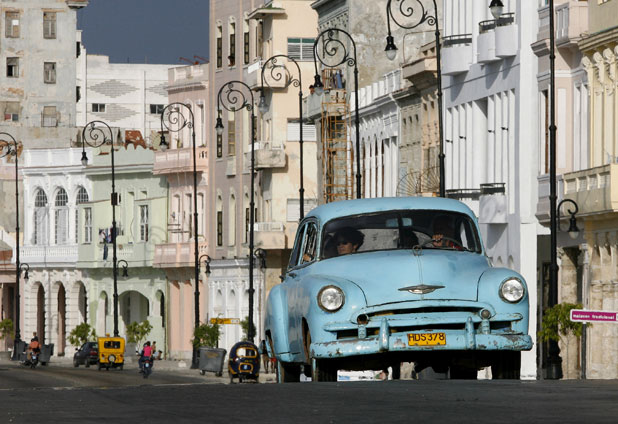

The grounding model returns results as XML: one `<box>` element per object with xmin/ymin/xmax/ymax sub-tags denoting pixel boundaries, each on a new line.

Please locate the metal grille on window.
<box><xmin>44</xmin><ymin>62</ymin><xmax>56</xmax><ymax>84</ymax></box>
<box><xmin>55</xmin><ymin>188</ymin><xmax>68</xmax><ymax>245</ymax></box>
<box><xmin>76</xmin><ymin>188</ymin><xmax>89</xmax><ymax>243</ymax></box>
<box><xmin>140</xmin><ymin>205</ymin><xmax>149</xmax><ymax>242</ymax></box>
<box><xmin>34</xmin><ymin>190</ymin><xmax>48</xmax><ymax>245</ymax></box>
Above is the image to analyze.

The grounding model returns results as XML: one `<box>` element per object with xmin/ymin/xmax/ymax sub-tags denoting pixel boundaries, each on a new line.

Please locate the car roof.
<box><xmin>305</xmin><ymin>197</ymin><xmax>477</xmax><ymax>225</ymax></box>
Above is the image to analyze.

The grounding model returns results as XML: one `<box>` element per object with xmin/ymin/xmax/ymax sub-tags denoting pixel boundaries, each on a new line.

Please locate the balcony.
<box><xmin>253</xmin><ymin>222</ymin><xmax>285</xmax><ymax>250</ymax></box>
<box><xmin>244</xmin><ymin>142</ymin><xmax>286</xmax><ymax>170</ymax></box>
<box><xmin>562</xmin><ymin>165</ymin><xmax>618</xmax><ymax>217</ymax></box>
<box><xmin>153</xmin><ymin>147</ymin><xmax>208</xmax><ymax>175</ymax></box>
<box><xmin>536</xmin><ymin>174</ymin><xmax>565</xmax><ymax>224</ymax></box>
<box><xmin>441</xmin><ymin>35</ymin><xmax>472</xmax><ymax>76</ymax></box>
<box><xmin>555</xmin><ymin>1</ymin><xmax>588</xmax><ymax>48</ymax></box>
<box><xmin>478</xmin><ymin>183</ymin><xmax>507</xmax><ymax>225</ymax></box>
<box><xmin>495</xmin><ymin>13</ymin><xmax>517</xmax><ymax>57</ymax></box>
<box><xmin>477</xmin><ymin>21</ymin><xmax>498</xmax><ymax>64</ymax></box>
<box><xmin>20</xmin><ymin>245</ymin><xmax>78</xmax><ymax>265</ymax></box>
<box><xmin>153</xmin><ymin>241</ymin><xmax>208</xmax><ymax>268</ymax></box>
<box><xmin>245</xmin><ymin>59</ymin><xmax>289</xmax><ymax>91</ymax></box>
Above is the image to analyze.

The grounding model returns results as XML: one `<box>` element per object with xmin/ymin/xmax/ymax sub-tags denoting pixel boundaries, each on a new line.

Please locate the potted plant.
<box><xmin>0</xmin><ymin>318</ymin><xmax>13</xmax><ymax>361</ymax></box>
<box><xmin>68</xmin><ymin>322</ymin><xmax>97</xmax><ymax>348</ymax></box>
<box><xmin>538</xmin><ymin>302</ymin><xmax>587</xmax><ymax>379</ymax></box>
<box><xmin>125</xmin><ymin>320</ymin><xmax>152</xmax><ymax>361</ymax></box>
<box><xmin>192</xmin><ymin>321</ymin><xmax>224</xmax><ymax>375</ymax></box>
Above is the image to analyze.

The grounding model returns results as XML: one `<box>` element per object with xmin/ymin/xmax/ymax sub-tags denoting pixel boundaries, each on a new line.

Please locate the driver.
<box><xmin>334</xmin><ymin>227</ymin><xmax>364</xmax><ymax>256</ymax></box>
<box><xmin>27</xmin><ymin>334</ymin><xmax>40</xmax><ymax>360</ymax></box>
<box><xmin>431</xmin><ymin>216</ymin><xmax>462</xmax><ymax>250</ymax></box>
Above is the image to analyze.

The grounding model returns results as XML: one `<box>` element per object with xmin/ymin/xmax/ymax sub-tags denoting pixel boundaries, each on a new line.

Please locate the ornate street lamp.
<box><xmin>215</xmin><ymin>81</ymin><xmax>256</xmax><ymax>342</ymax></box>
<box><xmin>259</xmin><ymin>54</ymin><xmax>306</xmax><ymax>219</ymax></box>
<box><xmin>546</xmin><ymin>0</ymin><xmax>562</xmax><ymax>380</ymax></box>
<box><xmin>0</xmin><ymin>132</ymin><xmax>24</xmax><ymax>356</ymax></box>
<box><xmin>160</xmin><ymin>103</ymin><xmax>203</xmax><ymax>368</ymax></box>
<box><xmin>558</xmin><ymin>199</ymin><xmax>579</xmax><ymax>239</ymax></box>
<box><xmin>384</xmin><ymin>0</ymin><xmax>445</xmax><ymax>197</ymax></box>
<box><xmin>313</xmin><ymin>28</ymin><xmax>362</xmax><ymax>199</ymax></box>
<box><xmin>81</xmin><ymin>121</ymin><xmax>128</xmax><ymax>338</ymax></box>
<box><xmin>199</xmin><ymin>254</ymin><xmax>211</xmax><ymax>276</ymax></box>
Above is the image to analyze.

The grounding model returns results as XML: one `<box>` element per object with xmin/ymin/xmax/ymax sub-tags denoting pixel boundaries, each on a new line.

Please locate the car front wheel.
<box><xmin>73</xmin><ymin>358</ymin><xmax>79</xmax><ymax>367</ymax></box>
<box><xmin>491</xmin><ymin>351</ymin><xmax>521</xmax><ymax>379</ymax></box>
<box><xmin>311</xmin><ymin>358</ymin><xmax>337</xmax><ymax>382</ymax></box>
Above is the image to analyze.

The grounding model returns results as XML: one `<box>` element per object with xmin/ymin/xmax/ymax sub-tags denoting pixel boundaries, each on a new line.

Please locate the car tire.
<box><xmin>491</xmin><ymin>351</ymin><xmax>521</xmax><ymax>379</ymax></box>
<box><xmin>73</xmin><ymin>358</ymin><xmax>79</xmax><ymax>368</ymax></box>
<box><xmin>276</xmin><ymin>360</ymin><xmax>301</xmax><ymax>383</ymax></box>
<box><xmin>449</xmin><ymin>365</ymin><xmax>477</xmax><ymax>380</ymax></box>
<box><xmin>311</xmin><ymin>358</ymin><xmax>337</xmax><ymax>382</ymax></box>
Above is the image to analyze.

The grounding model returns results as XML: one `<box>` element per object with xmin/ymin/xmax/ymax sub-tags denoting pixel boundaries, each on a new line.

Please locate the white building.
<box><xmin>441</xmin><ymin>0</ymin><xmax>539</xmax><ymax>378</ymax></box>
<box><xmin>76</xmin><ymin>32</ymin><xmax>174</xmax><ymax>145</ymax></box>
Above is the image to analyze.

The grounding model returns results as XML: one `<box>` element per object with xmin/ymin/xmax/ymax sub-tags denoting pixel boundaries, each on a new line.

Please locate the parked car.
<box><xmin>73</xmin><ymin>341</ymin><xmax>98</xmax><ymax>367</ymax></box>
<box><xmin>264</xmin><ymin>197</ymin><xmax>533</xmax><ymax>382</ymax></box>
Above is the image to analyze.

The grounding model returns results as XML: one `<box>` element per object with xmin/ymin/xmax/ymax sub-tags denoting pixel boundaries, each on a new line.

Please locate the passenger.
<box><xmin>334</xmin><ymin>227</ymin><xmax>364</xmax><ymax>256</ymax></box>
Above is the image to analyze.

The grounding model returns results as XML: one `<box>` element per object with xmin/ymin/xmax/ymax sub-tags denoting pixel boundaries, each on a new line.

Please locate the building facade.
<box><xmin>153</xmin><ymin>63</ymin><xmax>210</xmax><ymax>359</ymax></box>
<box><xmin>440</xmin><ymin>0</ymin><xmax>539</xmax><ymax>378</ymax></box>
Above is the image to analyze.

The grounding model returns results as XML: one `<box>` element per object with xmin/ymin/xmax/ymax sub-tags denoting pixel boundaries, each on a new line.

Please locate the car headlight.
<box><xmin>499</xmin><ymin>278</ymin><xmax>525</xmax><ymax>303</ymax></box>
<box><xmin>318</xmin><ymin>285</ymin><xmax>345</xmax><ymax>312</ymax></box>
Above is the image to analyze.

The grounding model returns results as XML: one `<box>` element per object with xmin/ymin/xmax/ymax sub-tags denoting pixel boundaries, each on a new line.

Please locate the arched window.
<box><xmin>55</xmin><ymin>188</ymin><xmax>68</xmax><ymax>245</ymax></box>
<box><xmin>76</xmin><ymin>187</ymin><xmax>90</xmax><ymax>243</ymax></box>
<box><xmin>34</xmin><ymin>189</ymin><xmax>48</xmax><ymax>245</ymax></box>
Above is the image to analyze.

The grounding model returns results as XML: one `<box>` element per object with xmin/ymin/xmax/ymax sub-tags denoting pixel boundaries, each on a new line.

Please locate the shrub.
<box><xmin>240</xmin><ymin>316</ymin><xmax>256</xmax><ymax>342</ymax></box>
<box><xmin>192</xmin><ymin>322</ymin><xmax>220</xmax><ymax>348</ymax></box>
<box><xmin>538</xmin><ymin>303</ymin><xmax>587</xmax><ymax>342</ymax></box>
<box><xmin>125</xmin><ymin>320</ymin><xmax>153</xmax><ymax>346</ymax></box>
<box><xmin>68</xmin><ymin>322</ymin><xmax>97</xmax><ymax>347</ymax></box>
<box><xmin>0</xmin><ymin>319</ymin><xmax>13</xmax><ymax>342</ymax></box>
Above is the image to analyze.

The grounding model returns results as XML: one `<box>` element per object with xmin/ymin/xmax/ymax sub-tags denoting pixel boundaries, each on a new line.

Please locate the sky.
<box><xmin>77</xmin><ymin>0</ymin><xmax>210</xmax><ymax>65</ymax></box>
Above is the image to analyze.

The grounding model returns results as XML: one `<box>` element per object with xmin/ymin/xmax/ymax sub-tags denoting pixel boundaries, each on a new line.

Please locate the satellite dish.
<box><xmin>396</xmin><ymin>166</ymin><xmax>440</xmax><ymax>197</ymax></box>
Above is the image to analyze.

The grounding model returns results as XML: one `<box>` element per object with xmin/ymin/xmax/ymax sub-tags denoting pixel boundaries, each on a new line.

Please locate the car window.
<box><xmin>288</xmin><ymin>223</ymin><xmax>307</xmax><ymax>269</ymax></box>
<box><xmin>300</xmin><ymin>223</ymin><xmax>318</xmax><ymax>265</ymax></box>
<box><xmin>321</xmin><ymin>209</ymin><xmax>481</xmax><ymax>259</ymax></box>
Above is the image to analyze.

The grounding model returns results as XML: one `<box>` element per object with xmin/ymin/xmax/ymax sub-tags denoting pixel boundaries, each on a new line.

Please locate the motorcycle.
<box><xmin>23</xmin><ymin>351</ymin><xmax>39</xmax><ymax>369</ymax></box>
<box><xmin>142</xmin><ymin>356</ymin><xmax>153</xmax><ymax>379</ymax></box>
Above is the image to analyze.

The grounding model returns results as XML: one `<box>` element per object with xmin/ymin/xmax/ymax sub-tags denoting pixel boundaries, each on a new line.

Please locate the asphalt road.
<box><xmin>1</xmin><ymin>362</ymin><xmax>617</xmax><ymax>423</ymax></box>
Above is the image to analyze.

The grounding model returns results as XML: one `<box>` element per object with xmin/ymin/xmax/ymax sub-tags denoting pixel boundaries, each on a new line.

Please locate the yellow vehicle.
<box><xmin>97</xmin><ymin>336</ymin><xmax>125</xmax><ymax>371</ymax></box>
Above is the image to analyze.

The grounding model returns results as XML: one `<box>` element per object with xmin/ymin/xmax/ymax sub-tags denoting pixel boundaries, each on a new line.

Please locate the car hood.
<box><xmin>313</xmin><ymin>250</ymin><xmax>490</xmax><ymax>306</ymax></box>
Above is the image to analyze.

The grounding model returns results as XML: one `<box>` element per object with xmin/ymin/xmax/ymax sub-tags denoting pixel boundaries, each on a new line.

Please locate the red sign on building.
<box><xmin>570</xmin><ymin>309</ymin><xmax>618</xmax><ymax>323</ymax></box>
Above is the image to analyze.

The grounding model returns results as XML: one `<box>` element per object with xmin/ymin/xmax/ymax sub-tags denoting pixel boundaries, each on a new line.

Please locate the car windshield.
<box><xmin>321</xmin><ymin>209</ymin><xmax>481</xmax><ymax>259</ymax></box>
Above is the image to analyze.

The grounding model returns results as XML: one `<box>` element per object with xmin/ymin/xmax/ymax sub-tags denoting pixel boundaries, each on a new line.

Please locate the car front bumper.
<box><xmin>309</xmin><ymin>316</ymin><xmax>533</xmax><ymax>360</ymax></box>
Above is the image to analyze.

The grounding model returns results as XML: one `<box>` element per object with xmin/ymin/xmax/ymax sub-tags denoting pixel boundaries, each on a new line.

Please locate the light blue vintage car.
<box><xmin>264</xmin><ymin>197</ymin><xmax>532</xmax><ymax>382</ymax></box>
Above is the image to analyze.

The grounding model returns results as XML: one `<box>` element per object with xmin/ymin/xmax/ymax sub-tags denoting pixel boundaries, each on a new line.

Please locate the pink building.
<box><xmin>153</xmin><ymin>63</ymin><xmax>210</xmax><ymax>359</ymax></box>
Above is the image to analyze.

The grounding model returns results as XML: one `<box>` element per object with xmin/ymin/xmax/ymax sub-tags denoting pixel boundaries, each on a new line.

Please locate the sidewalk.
<box><xmin>20</xmin><ymin>355</ymin><xmax>277</xmax><ymax>382</ymax></box>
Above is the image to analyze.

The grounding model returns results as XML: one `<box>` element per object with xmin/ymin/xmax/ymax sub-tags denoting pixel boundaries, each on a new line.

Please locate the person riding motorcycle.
<box><xmin>27</xmin><ymin>337</ymin><xmax>41</xmax><ymax>361</ymax></box>
<box><xmin>138</xmin><ymin>341</ymin><xmax>153</xmax><ymax>373</ymax></box>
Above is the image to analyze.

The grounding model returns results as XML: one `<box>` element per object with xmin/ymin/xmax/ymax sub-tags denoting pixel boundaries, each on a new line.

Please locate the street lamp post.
<box><xmin>81</xmin><ymin>121</ymin><xmax>129</xmax><ymax>338</ymax></box>
<box><xmin>258</xmin><ymin>55</ymin><xmax>306</xmax><ymax>219</ymax></box>
<box><xmin>160</xmin><ymin>103</ymin><xmax>202</xmax><ymax>368</ymax></box>
<box><xmin>215</xmin><ymin>81</ymin><xmax>256</xmax><ymax>342</ymax></box>
<box><xmin>312</xmin><ymin>28</ymin><xmax>362</xmax><ymax>199</ymax></box>
<box><xmin>384</xmin><ymin>0</ymin><xmax>445</xmax><ymax>197</ymax></box>
<box><xmin>546</xmin><ymin>0</ymin><xmax>562</xmax><ymax>380</ymax></box>
<box><xmin>0</xmin><ymin>132</ymin><xmax>26</xmax><ymax>356</ymax></box>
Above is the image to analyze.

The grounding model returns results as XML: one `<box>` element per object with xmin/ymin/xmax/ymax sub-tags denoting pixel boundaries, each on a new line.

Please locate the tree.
<box><xmin>125</xmin><ymin>320</ymin><xmax>153</xmax><ymax>347</ymax></box>
<box><xmin>192</xmin><ymin>321</ymin><xmax>220</xmax><ymax>348</ymax></box>
<box><xmin>0</xmin><ymin>319</ymin><xmax>13</xmax><ymax>344</ymax></box>
<box><xmin>68</xmin><ymin>322</ymin><xmax>96</xmax><ymax>347</ymax></box>
<box><xmin>538</xmin><ymin>303</ymin><xmax>586</xmax><ymax>342</ymax></box>
<box><xmin>240</xmin><ymin>316</ymin><xmax>256</xmax><ymax>342</ymax></box>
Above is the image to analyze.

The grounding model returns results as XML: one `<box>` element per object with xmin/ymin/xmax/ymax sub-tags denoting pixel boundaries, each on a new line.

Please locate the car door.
<box><xmin>285</xmin><ymin>220</ymin><xmax>318</xmax><ymax>357</ymax></box>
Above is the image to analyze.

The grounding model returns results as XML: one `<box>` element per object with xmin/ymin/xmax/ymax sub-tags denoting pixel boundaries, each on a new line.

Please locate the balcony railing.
<box><xmin>252</xmin><ymin>222</ymin><xmax>285</xmax><ymax>250</ymax></box>
<box><xmin>442</xmin><ymin>34</ymin><xmax>472</xmax><ymax>47</ymax></box>
<box><xmin>562</xmin><ymin>164</ymin><xmax>618</xmax><ymax>216</ymax></box>
<box><xmin>244</xmin><ymin>142</ymin><xmax>286</xmax><ymax>170</ymax></box>
<box><xmin>153</xmin><ymin>241</ymin><xmax>208</xmax><ymax>268</ymax></box>
<box><xmin>445</xmin><ymin>188</ymin><xmax>481</xmax><ymax>200</ymax></box>
<box><xmin>442</xmin><ymin>34</ymin><xmax>473</xmax><ymax>75</ymax></box>
<box><xmin>153</xmin><ymin>146</ymin><xmax>208</xmax><ymax>175</ymax></box>
<box><xmin>21</xmin><ymin>245</ymin><xmax>78</xmax><ymax>263</ymax></box>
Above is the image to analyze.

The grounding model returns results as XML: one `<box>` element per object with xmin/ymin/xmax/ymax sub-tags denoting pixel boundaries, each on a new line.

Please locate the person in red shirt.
<box><xmin>138</xmin><ymin>341</ymin><xmax>152</xmax><ymax>372</ymax></box>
